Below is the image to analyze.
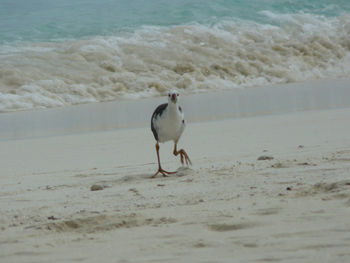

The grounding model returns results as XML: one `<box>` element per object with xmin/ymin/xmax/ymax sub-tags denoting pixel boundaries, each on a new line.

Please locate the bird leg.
<box><xmin>152</xmin><ymin>142</ymin><xmax>176</xmax><ymax>178</ymax></box>
<box><xmin>173</xmin><ymin>143</ymin><xmax>192</xmax><ymax>166</ymax></box>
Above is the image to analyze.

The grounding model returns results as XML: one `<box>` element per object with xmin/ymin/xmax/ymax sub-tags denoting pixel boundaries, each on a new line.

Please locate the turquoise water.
<box><xmin>1</xmin><ymin>0</ymin><xmax>349</xmax><ymax>44</ymax></box>
<box><xmin>0</xmin><ymin>0</ymin><xmax>350</xmax><ymax>112</ymax></box>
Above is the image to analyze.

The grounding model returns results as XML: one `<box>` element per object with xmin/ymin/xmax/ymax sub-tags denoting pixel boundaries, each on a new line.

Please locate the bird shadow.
<box><xmin>114</xmin><ymin>166</ymin><xmax>194</xmax><ymax>183</ymax></box>
<box><xmin>174</xmin><ymin>166</ymin><xmax>193</xmax><ymax>177</ymax></box>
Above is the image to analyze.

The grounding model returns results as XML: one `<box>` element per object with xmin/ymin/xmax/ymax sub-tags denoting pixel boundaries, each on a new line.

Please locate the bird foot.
<box><xmin>151</xmin><ymin>168</ymin><xmax>176</xmax><ymax>178</ymax></box>
<box><xmin>178</xmin><ymin>149</ymin><xmax>192</xmax><ymax>166</ymax></box>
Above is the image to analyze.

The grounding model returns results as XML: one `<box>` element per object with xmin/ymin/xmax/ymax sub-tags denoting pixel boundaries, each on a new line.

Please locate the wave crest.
<box><xmin>1</xmin><ymin>12</ymin><xmax>350</xmax><ymax>112</ymax></box>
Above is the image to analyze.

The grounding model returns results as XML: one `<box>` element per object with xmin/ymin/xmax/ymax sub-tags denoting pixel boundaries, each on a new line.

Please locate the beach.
<box><xmin>1</xmin><ymin>80</ymin><xmax>350</xmax><ymax>262</ymax></box>
<box><xmin>1</xmin><ymin>1</ymin><xmax>350</xmax><ymax>261</ymax></box>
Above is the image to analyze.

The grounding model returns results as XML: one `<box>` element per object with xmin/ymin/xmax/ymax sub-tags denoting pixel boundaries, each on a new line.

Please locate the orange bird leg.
<box><xmin>173</xmin><ymin>143</ymin><xmax>192</xmax><ymax>166</ymax></box>
<box><xmin>152</xmin><ymin>142</ymin><xmax>176</xmax><ymax>178</ymax></box>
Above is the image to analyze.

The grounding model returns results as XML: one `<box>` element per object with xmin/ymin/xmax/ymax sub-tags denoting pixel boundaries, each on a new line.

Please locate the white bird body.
<box><xmin>150</xmin><ymin>89</ymin><xmax>191</xmax><ymax>178</ymax></box>
<box><xmin>152</xmin><ymin>102</ymin><xmax>185</xmax><ymax>143</ymax></box>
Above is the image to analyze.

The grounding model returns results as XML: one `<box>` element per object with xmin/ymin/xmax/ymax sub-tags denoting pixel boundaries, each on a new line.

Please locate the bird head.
<box><xmin>168</xmin><ymin>89</ymin><xmax>180</xmax><ymax>104</ymax></box>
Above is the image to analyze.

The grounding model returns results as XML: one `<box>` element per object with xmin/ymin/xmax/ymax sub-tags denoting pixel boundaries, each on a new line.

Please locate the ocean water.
<box><xmin>1</xmin><ymin>0</ymin><xmax>350</xmax><ymax>112</ymax></box>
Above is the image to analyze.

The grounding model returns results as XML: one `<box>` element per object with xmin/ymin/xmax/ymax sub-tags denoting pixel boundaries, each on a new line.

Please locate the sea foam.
<box><xmin>0</xmin><ymin>12</ymin><xmax>350</xmax><ymax>112</ymax></box>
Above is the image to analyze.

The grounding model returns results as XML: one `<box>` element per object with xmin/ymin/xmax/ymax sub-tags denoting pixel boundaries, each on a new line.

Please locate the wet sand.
<box><xmin>0</xmin><ymin>78</ymin><xmax>349</xmax><ymax>140</ymax></box>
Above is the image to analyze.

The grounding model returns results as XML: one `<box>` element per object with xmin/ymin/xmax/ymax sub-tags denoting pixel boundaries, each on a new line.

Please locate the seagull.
<box><xmin>151</xmin><ymin>89</ymin><xmax>192</xmax><ymax>178</ymax></box>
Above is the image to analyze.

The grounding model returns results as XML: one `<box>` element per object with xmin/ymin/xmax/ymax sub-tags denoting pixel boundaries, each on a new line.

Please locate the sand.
<box><xmin>1</xmin><ymin>83</ymin><xmax>350</xmax><ymax>262</ymax></box>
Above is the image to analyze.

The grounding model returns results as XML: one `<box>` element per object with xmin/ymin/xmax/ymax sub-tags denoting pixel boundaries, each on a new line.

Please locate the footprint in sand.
<box><xmin>208</xmin><ymin>222</ymin><xmax>256</xmax><ymax>232</ymax></box>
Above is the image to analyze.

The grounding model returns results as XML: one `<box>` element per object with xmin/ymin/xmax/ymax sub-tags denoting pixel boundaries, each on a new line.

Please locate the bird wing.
<box><xmin>151</xmin><ymin>103</ymin><xmax>168</xmax><ymax>141</ymax></box>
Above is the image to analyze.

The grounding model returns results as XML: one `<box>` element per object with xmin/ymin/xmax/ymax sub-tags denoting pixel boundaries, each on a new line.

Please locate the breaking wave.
<box><xmin>1</xmin><ymin>12</ymin><xmax>350</xmax><ymax>112</ymax></box>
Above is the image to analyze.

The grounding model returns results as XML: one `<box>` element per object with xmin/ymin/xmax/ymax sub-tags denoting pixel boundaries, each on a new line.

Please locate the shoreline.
<box><xmin>0</xmin><ymin>77</ymin><xmax>350</xmax><ymax>140</ymax></box>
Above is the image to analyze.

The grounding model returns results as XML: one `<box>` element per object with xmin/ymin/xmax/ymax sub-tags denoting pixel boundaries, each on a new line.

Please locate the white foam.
<box><xmin>1</xmin><ymin>12</ymin><xmax>350</xmax><ymax>112</ymax></box>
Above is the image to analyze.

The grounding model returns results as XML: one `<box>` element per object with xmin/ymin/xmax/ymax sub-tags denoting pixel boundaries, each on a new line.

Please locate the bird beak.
<box><xmin>171</xmin><ymin>94</ymin><xmax>177</xmax><ymax>102</ymax></box>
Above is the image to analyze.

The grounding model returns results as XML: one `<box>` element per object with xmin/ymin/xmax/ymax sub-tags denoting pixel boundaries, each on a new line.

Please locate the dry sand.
<box><xmin>1</xmin><ymin>88</ymin><xmax>350</xmax><ymax>262</ymax></box>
